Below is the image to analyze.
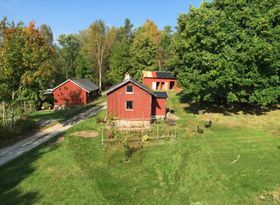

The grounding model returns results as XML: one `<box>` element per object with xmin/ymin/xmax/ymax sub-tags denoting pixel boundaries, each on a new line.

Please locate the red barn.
<box><xmin>52</xmin><ymin>79</ymin><xmax>99</xmax><ymax>109</ymax></box>
<box><xmin>107</xmin><ymin>75</ymin><xmax>167</xmax><ymax>127</ymax></box>
<box><xmin>142</xmin><ymin>71</ymin><xmax>180</xmax><ymax>91</ymax></box>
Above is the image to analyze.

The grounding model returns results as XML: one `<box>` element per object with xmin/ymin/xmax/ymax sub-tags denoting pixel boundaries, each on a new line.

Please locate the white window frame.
<box><xmin>125</xmin><ymin>101</ymin><xmax>134</xmax><ymax>111</ymax></box>
<box><xmin>126</xmin><ymin>85</ymin><xmax>133</xmax><ymax>94</ymax></box>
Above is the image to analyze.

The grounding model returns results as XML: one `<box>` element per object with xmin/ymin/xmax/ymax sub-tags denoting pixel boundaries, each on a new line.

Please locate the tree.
<box><xmin>87</xmin><ymin>20</ymin><xmax>116</xmax><ymax>90</ymax></box>
<box><xmin>130</xmin><ymin>20</ymin><xmax>162</xmax><ymax>79</ymax></box>
<box><xmin>57</xmin><ymin>34</ymin><xmax>80</xmax><ymax>79</ymax></box>
<box><xmin>39</xmin><ymin>24</ymin><xmax>53</xmax><ymax>46</ymax></box>
<box><xmin>172</xmin><ymin>0</ymin><xmax>280</xmax><ymax>106</ymax></box>
<box><xmin>0</xmin><ymin>19</ymin><xmax>55</xmax><ymax>127</ymax></box>
<box><xmin>107</xmin><ymin>19</ymin><xmax>134</xmax><ymax>84</ymax></box>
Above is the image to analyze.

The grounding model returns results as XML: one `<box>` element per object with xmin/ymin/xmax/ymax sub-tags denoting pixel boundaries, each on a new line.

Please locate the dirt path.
<box><xmin>0</xmin><ymin>102</ymin><xmax>106</xmax><ymax>166</ymax></box>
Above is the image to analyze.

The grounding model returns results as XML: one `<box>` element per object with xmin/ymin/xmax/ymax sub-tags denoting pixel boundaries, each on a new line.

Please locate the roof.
<box><xmin>52</xmin><ymin>79</ymin><xmax>99</xmax><ymax>93</ymax></box>
<box><xmin>71</xmin><ymin>79</ymin><xmax>99</xmax><ymax>92</ymax></box>
<box><xmin>107</xmin><ymin>77</ymin><xmax>156</xmax><ymax>96</ymax></box>
<box><xmin>153</xmin><ymin>91</ymin><xmax>168</xmax><ymax>99</ymax></box>
<box><xmin>142</xmin><ymin>71</ymin><xmax>176</xmax><ymax>79</ymax></box>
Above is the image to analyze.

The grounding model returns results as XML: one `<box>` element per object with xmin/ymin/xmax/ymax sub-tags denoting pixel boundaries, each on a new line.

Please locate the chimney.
<box><xmin>124</xmin><ymin>73</ymin><xmax>130</xmax><ymax>80</ymax></box>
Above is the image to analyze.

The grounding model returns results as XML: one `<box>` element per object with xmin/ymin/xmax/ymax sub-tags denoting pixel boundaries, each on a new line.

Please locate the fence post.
<box><xmin>101</xmin><ymin>127</ymin><xmax>104</xmax><ymax>145</ymax></box>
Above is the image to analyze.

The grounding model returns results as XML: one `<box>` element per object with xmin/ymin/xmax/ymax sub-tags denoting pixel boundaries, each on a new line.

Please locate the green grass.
<box><xmin>0</xmin><ymin>93</ymin><xmax>279</xmax><ymax>204</ymax></box>
<box><xmin>29</xmin><ymin>95</ymin><xmax>106</xmax><ymax>123</ymax></box>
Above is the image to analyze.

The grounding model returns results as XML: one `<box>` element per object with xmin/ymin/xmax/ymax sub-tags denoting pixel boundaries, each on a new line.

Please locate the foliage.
<box><xmin>87</xmin><ymin>20</ymin><xmax>117</xmax><ymax>89</ymax></box>
<box><xmin>130</xmin><ymin>20</ymin><xmax>162</xmax><ymax>79</ymax></box>
<box><xmin>0</xmin><ymin>18</ymin><xmax>56</xmax><ymax>121</ymax></box>
<box><xmin>57</xmin><ymin>34</ymin><xmax>80</xmax><ymax>79</ymax></box>
<box><xmin>39</xmin><ymin>24</ymin><xmax>53</xmax><ymax>46</ymax></box>
<box><xmin>0</xmin><ymin>116</ymin><xmax>36</xmax><ymax>140</ymax></box>
<box><xmin>107</xmin><ymin>19</ymin><xmax>134</xmax><ymax>84</ymax></box>
<box><xmin>172</xmin><ymin>0</ymin><xmax>280</xmax><ymax>106</ymax></box>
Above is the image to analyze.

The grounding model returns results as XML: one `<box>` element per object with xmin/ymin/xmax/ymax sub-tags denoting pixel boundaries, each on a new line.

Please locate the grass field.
<box><xmin>29</xmin><ymin>95</ymin><xmax>106</xmax><ymax>123</ymax></box>
<box><xmin>0</xmin><ymin>93</ymin><xmax>279</xmax><ymax>205</ymax></box>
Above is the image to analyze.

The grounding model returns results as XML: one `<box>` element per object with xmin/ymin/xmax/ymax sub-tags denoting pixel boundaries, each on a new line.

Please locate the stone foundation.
<box><xmin>112</xmin><ymin>120</ymin><xmax>151</xmax><ymax>128</ymax></box>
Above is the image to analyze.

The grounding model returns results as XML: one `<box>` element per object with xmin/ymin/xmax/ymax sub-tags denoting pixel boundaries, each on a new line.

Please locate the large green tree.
<box><xmin>172</xmin><ymin>0</ymin><xmax>280</xmax><ymax>106</ymax></box>
<box><xmin>107</xmin><ymin>19</ymin><xmax>134</xmax><ymax>84</ymax></box>
<box><xmin>130</xmin><ymin>20</ymin><xmax>162</xmax><ymax>79</ymax></box>
<box><xmin>57</xmin><ymin>34</ymin><xmax>80</xmax><ymax>80</ymax></box>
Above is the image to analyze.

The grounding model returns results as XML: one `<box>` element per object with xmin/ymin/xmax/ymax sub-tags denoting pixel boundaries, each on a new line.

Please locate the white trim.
<box><xmin>52</xmin><ymin>79</ymin><xmax>90</xmax><ymax>93</ymax></box>
<box><xmin>126</xmin><ymin>85</ymin><xmax>134</xmax><ymax>94</ymax></box>
<box><xmin>125</xmin><ymin>100</ymin><xmax>134</xmax><ymax>111</ymax></box>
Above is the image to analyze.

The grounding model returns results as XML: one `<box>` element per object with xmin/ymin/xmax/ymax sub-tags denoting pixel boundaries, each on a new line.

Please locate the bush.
<box><xmin>41</xmin><ymin>102</ymin><xmax>53</xmax><ymax>110</ymax></box>
<box><xmin>14</xmin><ymin>116</ymin><xmax>36</xmax><ymax>135</ymax></box>
<box><xmin>0</xmin><ymin>116</ymin><xmax>37</xmax><ymax>141</ymax></box>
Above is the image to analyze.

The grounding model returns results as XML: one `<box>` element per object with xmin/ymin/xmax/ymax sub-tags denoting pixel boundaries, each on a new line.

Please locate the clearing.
<box><xmin>0</xmin><ymin>92</ymin><xmax>279</xmax><ymax>205</ymax></box>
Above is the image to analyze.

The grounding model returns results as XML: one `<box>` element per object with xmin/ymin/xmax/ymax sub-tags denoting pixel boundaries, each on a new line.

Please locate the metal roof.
<box><xmin>71</xmin><ymin>79</ymin><xmax>99</xmax><ymax>92</ymax></box>
<box><xmin>153</xmin><ymin>91</ymin><xmax>168</xmax><ymax>99</ymax></box>
<box><xmin>142</xmin><ymin>71</ymin><xmax>176</xmax><ymax>79</ymax></box>
<box><xmin>155</xmin><ymin>71</ymin><xmax>176</xmax><ymax>79</ymax></box>
<box><xmin>52</xmin><ymin>79</ymin><xmax>99</xmax><ymax>93</ymax></box>
<box><xmin>107</xmin><ymin>77</ymin><xmax>156</xmax><ymax>96</ymax></box>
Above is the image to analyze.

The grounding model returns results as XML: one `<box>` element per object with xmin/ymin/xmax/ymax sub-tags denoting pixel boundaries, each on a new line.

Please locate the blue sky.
<box><xmin>0</xmin><ymin>0</ymin><xmax>202</xmax><ymax>39</ymax></box>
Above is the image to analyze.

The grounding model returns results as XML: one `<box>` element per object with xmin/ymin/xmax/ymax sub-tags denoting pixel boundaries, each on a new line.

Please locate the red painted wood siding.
<box><xmin>152</xmin><ymin>97</ymin><xmax>166</xmax><ymax>117</ymax></box>
<box><xmin>53</xmin><ymin>81</ymin><xmax>87</xmax><ymax>106</ymax></box>
<box><xmin>107</xmin><ymin>82</ymin><xmax>152</xmax><ymax>121</ymax></box>
<box><xmin>142</xmin><ymin>77</ymin><xmax>180</xmax><ymax>91</ymax></box>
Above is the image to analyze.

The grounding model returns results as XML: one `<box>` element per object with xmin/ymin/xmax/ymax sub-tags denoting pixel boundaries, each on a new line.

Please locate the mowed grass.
<box><xmin>29</xmin><ymin>95</ymin><xmax>106</xmax><ymax>123</ymax></box>
<box><xmin>0</xmin><ymin>93</ymin><xmax>279</xmax><ymax>205</ymax></box>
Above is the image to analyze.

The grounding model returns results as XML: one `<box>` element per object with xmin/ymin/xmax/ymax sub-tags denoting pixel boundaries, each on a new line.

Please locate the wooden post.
<box><xmin>156</xmin><ymin>119</ymin><xmax>159</xmax><ymax>140</ymax></box>
<box><xmin>101</xmin><ymin>127</ymin><xmax>104</xmax><ymax>145</ymax></box>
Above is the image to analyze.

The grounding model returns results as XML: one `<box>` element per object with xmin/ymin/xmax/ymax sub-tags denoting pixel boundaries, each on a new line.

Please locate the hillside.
<box><xmin>0</xmin><ymin>93</ymin><xmax>279</xmax><ymax>205</ymax></box>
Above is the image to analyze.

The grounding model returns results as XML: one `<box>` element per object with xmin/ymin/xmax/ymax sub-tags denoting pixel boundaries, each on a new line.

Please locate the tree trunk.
<box><xmin>2</xmin><ymin>100</ymin><xmax>6</xmax><ymax>127</ymax></box>
<box><xmin>10</xmin><ymin>91</ymin><xmax>15</xmax><ymax>128</ymax></box>
<box><xmin>99</xmin><ymin>64</ymin><xmax>102</xmax><ymax>92</ymax></box>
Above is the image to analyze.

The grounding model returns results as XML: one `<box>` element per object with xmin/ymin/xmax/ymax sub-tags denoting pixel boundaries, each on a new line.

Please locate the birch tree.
<box><xmin>88</xmin><ymin>20</ymin><xmax>116</xmax><ymax>90</ymax></box>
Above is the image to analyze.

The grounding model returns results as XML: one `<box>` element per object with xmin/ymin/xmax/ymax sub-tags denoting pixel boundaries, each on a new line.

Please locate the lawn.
<box><xmin>0</xmin><ymin>93</ymin><xmax>279</xmax><ymax>205</ymax></box>
<box><xmin>29</xmin><ymin>95</ymin><xmax>106</xmax><ymax>123</ymax></box>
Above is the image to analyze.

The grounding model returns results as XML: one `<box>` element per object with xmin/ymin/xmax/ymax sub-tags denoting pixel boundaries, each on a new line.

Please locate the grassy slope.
<box><xmin>0</xmin><ymin>93</ymin><xmax>279</xmax><ymax>205</ymax></box>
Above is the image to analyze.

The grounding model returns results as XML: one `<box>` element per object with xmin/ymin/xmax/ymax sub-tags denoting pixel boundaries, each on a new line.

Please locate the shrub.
<box><xmin>0</xmin><ymin>116</ymin><xmax>37</xmax><ymax>142</ymax></box>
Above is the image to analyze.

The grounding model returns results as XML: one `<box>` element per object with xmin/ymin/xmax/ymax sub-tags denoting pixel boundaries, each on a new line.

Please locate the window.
<box><xmin>126</xmin><ymin>101</ymin><xmax>133</xmax><ymax>110</ymax></box>
<box><xmin>126</xmin><ymin>85</ymin><xmax>133</xmax><ymax>93</ymax></box>
<box><xmin>170</xmin><ymin>81</ymin><xmax>175</xmax><ymax>90</ymax></box>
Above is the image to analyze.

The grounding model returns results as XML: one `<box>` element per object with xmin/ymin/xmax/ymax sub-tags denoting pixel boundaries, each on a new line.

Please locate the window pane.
<box><xmin>126</xmin><ymin>101</ymin><xmax>133</xmax><ymax>109</ymax></box>
<box><xmin>126</xmin><ymin>85</ymin><xmax>133</xmax><ymax>93</ymax></box>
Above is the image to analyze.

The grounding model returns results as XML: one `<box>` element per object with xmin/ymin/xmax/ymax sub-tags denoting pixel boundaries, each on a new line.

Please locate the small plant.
<box><xmin>41</xmin><ymin>102</ymin><xmax>53</xmax><ymax>110</ymax></box>
<box><xmin>123</xmin><ymin>141</ymin><xmax>133</xmax><ymax>162</ymax></box>
<box><xmin>96</xmin><ymin>117</ymin><xmax>106</xmax><ymax>124</ymax></box>
<box><xmin>142</xmin><ymin>134</ymin><xmax>150</xmax><ymax>143</ymax></box>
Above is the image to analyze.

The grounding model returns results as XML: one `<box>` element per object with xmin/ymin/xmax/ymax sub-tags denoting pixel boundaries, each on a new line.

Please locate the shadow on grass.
<box><xmin>179</xmin><ymin>93</ymin><xmax>279</xmax><ymax>116</ymax></box>
<box><xmin>31</xmin><ymin>96</ymin><xmax>105</xmax><ymax>123</ymax></box>
<box><xmin>0</xmin><ymin>134</ymin><xmax>62</xmax><ymax>204</ymax></box>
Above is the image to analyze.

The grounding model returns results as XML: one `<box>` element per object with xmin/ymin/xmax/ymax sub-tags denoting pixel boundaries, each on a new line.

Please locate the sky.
<box><xmin>0</xmin><ymin>0</ymin><xmax>202</xmax><ymax>39</ymax></box>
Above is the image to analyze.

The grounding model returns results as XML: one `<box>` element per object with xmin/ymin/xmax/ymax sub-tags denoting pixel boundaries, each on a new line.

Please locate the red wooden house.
<box><xmin>107</xmin><ymin>75</ymin><xmax>167</xmax><ymax>127</ymax></box>
<box><xmin>142</xmin><ymin>71</ymin><xmax>180</xmax><ymax>91</ymax></box>
<box><xmin>52</xmin><ymin>79</ymin><xmax>99</xmax><ymax>109</ymax></box>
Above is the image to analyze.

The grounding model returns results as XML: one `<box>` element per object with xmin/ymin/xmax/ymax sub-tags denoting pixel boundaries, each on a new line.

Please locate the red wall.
<box><xmin>107</xmin><ymin>82</ymin><xmax>152</xmax><ymax>121</ymax></box>
<box><xmin>53</xmin><ymin>81</ymin><xmax>87</xmax><ymax>106</ymax></box>
<box><xmin>152</xmin><ymin>97</ymin><xmax>166</xmax><ymax>117</ymax></box>
<box><xmin>142</xmin><ymin>77</ymin><xmax>180</xmax><ymax>91</ymax></box>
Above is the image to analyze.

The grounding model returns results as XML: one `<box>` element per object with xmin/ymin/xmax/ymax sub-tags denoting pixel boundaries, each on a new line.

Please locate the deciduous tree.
<box><xmin>172</xmin><ymin>0</ymin><xmax>280</xmax><ymax>106</ymax></box>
